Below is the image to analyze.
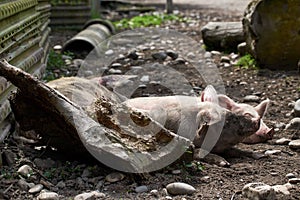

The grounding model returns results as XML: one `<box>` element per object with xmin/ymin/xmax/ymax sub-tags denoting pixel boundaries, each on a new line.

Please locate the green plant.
<box><xmin>113</xmin><ymin>13</ymin><xmax>186</xmax><ymax>30</ymax></box>
<box><xmin>236</xmin><ymin>54</ymin><xmax>258</xmax><ymax>69</ymax></box>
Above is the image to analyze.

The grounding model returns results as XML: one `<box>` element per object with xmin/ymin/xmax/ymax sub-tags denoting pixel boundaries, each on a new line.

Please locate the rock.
<box><xmin>165</xmin><ymin>196</ymin><xmax>172</xmax><ymax>200</ymax></box>
<box><xmin>186</xmin><ymin>52</ymin><xmax>195</xmax><ymax>59</ymax></box>
<box><xmin>138</xmin><ymin>84</ymin><xmax>147</xmax><ymax>89</ymax></box>
<box><xmin>140</xmin><ymin>75</ymin><xmax>150</xmax><ymax>82</ymax></box>
<box><xmin>108</xmin><ymin>69</ymin><xmax>122</xmax><ymax>74</ymax></box>
<box><xmin>74</xmin><ymin>191</ymin><xmax>105</xmax><ymax>200</ymax></box>
<box><xmin>166</xmin><ymin>182</ymin><xmax>196</xmax><ymax>195</ymax></box>
<box><xmin>242</xmin><ymin>182</ymin><xmax>276</xmax><ymax>200</ymax></box>
<box><xmin>272</xmin><ymin>184</ymin><xmax>290</xmax><ymax>195</ymax></box>
<box><xmin>105</xmin><ymin>172</ymin><xmax>125</xmax><ymax>183</ymax></box>
<box><xmin>34</xmin><ymin>158</ymin><xmax>56</xmax><ymax>170</ymax></box>
<box><xmin>286</xmin><ymin>173</ymin><xmax>296</xmax><ymax>179</ymax></box>
<box><xmin>105</xmin><ymin>49</ymin><xmax>114</xmax><ymax>56</ymax></box>
<box><xmin>53</xmin><ymin>45</ymin><xmax>62</xmax><ymax>51</ymax></box>
<box><xmin>127</xmin><ymin>50</ymin><xmax>139</xmax><ymax>60</ymax></box>
<box><xmin>223</xmin><ymin>63</ymin><xmax>231</xmax><ymax>68</ymax></box>
<box><xmin>111</xmin><ymin>63</ymin><xmax>122</xmax><ymax>68</ymax></box>
<box><xmin>220</xmin><ymin>56</ymin><xmax>230</xmax><ymax>63</ymax></box>
<box><xmin>135</xmin><ymin>185</ymin><xmax>148</xmax><ymax>193</ymax></box>
<box><xmin>237</xmin><ymin>42</ymin><xmax>247</xmax><ymax>56</ymax></box>
<box><xmin>150</xmin><ymin>189</ymin><xmax>159</xmax><ymax>196</ymax></box>
<box><xmin>29</xmin><ymin>184</ymin><xmax>44</xmax><ymax>194</ymax></box>
<box><xmin>230</xmin><ymin>53</ymin><xmax>239</xmax><ymax>60</ymax></box>
<box><xmin>264</xmin><ymin>150</ymin><xmax>281</xmax><ymax>155</ymax></box>
<box><xmin>288</xmin><ymin>139</ymin><xmax>300</xmax><ymax>149</ymax></box>
<box><xmin>2</xmin><ymin>150</ymin><xmax>17</xmax><ymax>166</ymax></box>
<box><xmin>171</xmin><ymin>169</ymin><xmax>181</xmax><ymax>175</ymax></box>
<box><xmin>56</xmin><ymin>181</ymin><xmax>66</xmax><ymax>189</ymax></box>
<box><xmin>211</xmin><ymin>50</ymin><xmax>221</xmax><ymax>56</ymax></box>
<box><xmin>275</xmin><ymin>138</ymin><xmax>291</xmax><ymax>145</ymax></box>
<box><xmin>204</xmin><ymin>51</ymin><xmax>212</xmax><ymax>58</ymax></box>
<box><xmin>285</xmin><ymin>118</ymin><xmax>300</xmax><ymax>130</ymax></box>
<box><xmin>37</xmin><ymin>191</ymin><xmax>59</xmax><ymax>200</ymax></box>
<box><xmin>166</xmin><ymin>50</ymin><xmax>178</xmax><ymax>60</ymax></box>
<box><xmin>294</xmin><ymin>99</ymin><xmax>300</xmax><ymax>117</ymax></box>
<box><xmin>17</xmin><ymin>179</ymin><xmax>30</xmax><ymax>191</ymax></box>
<box><xmin>243</xmin><ymin>95</ymin><xmax>260</xmax><ymax>103</ymax></box>
<box><xmin>152</xmin><ymin>51</ymin><xmax>168</xmax><ymax>61</ymax></box>
<box><xmin>75</xmin><ymin>177</ymin><xmax>85</xmax><ymax>189</ymax></box>
<box><xmin>288</xmin><ymin>178</ymin><xmax>300</xmax><ymax>184</ymax></box>
<box><xmin>17</xmin><ymin>165</ymin><xmax>33</xmax><ymax>178</ymax></box>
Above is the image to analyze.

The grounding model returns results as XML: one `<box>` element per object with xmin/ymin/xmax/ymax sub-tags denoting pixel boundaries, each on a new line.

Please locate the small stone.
<box><xmin>230</xmin><ymin>53</ymin><xmax>239</xmax><ymax>60</ymax></box>
<box><xmin>111</xmin><ymin>63</ymin><xmax>122</xmax><ymax>68</ymax></box>
<box><xmin>81</xmin><ymin>168</ymin><xmax>91</xmax><ymax>178</ymax></box>
<box><xmin>239</xmin><ymin>81</ymin><xmax>248</xmax><ymax>85</ymax></box>
<box><xmin>74</xmin><ymin>191</ymin><xmax>105</xmax><ymax>200</ymax></box>
<box><xmin>53</xmin><ymin>45</ymin><xmax>62</xmax><ymax>51</ymax></box>
<box><xmin>65</xmin><ymin>59</ymin><xmax>71</xmax><ymax>66</ymax></box>
<box><xmin>220</xmin><ymin>56</ymin><xmax>230</xmax><ymax>63</ymax></box>
<box><xmin>186</xmin><ymin>52</ymin><xmax>195</xmax><ymax>59</ymax></box>
<box><xmin>18</xmin><ymin>179</ymin><xmax>30</xmax><ymax>191</ymax></box>
<box><xmin>105</xmin><ymin>172</ymin><xmax>125</xmax><ymax>183</ymax></box>
<box><xmin>275</xmin><ymin>138</ymin><xmax>291</xmax><ymax>145</ymax></box>
<box><xmin>223</xmin><ymin>63</ymin><xmax>231</xmax><ymax>68</ymax></box>
<box><xmin>166</xmin><ymin>182</ymin><xmax>196</xmax><ymax>195</ymax></box>
<box><xmin>108</xmin><ymin>69</ymin><xmax>122</xmax><ymax>74</ymax></box>
<box><xmin>272</xmin><ymin>185</ymin><xmax>290</xmax><ymax>195</ymax></box>
<box><xmin>294</xmin><ymin>99</ymin><xmax>300</xmax><ymax>117</ymax></box>
<box><xmin>138</xmin><ymin>84</ymin><xmax>147</xmax><ymax>89</ymax></box>
<box><xmin>162</xmin><ymin>188</ymin><xmax>168</xmax><ymax>196</ymax></box>
<box><xmin>286</xmin><ymin>173</ymin><xmax>296</xmax><ymax>179</ymax></box>
<box><xmin>166</xmin><ymin>50</ymin><xmax>178</xmax><ymax>60</ymax></box>
<box><xmin>237</xmin><ymin>42</ymin><xmax>247</xmax><ymax>56</ymax></box>
<box><xmin>243</xmin><ymin>95</ymin><xmax>260</xmax><ymax>103</ymax></box>
<box><xmin>242</xmin><ymin>182</ymin><xmax>276</xmax><ymax>200</ymax></box>
<box><xmin>264</xmin><ymin>150</ymin><xmax>281</xmax><ymax>155</ymax></box>
<box><xmin>171</xmin><ymin>169</ymin><xmax>181</xmax><ymax>175</ymax></box>
<box><xmin>105</xmin><ymin>49</ymin><xmax>114</xmax><ymax>56</ymax></box>
<box><xmin>56</xmin><ymin>181</ymin><xmax>66</xmax><ymax>189</ymax></box>
<box><xmin>128</xmin><ymin>50</ymin><xmax>139</xmax><ymax>60</ymax></box>
<box><xmin>37</xmin><ymin>191</ymin><xmax>59</xmax><ymax>200</ymax></box>
<box><xmin>285</xmin><ymin>118</ymin><xmax>300</xmax><ymax>130</ymax></box>
<box><xmin>165</xmin><ymin>196</ymin><xmax>172</xmax><ymax>200</ymax></box>
<box><xmin>204</xmin><ymin>52</ymin><xmax>212</xmax><ymax>58</ymax></box>
<box><xmin>135</xmin><ymin>185</ymin><xmax>148</xmax><ymax>193</ymax></box>
<box><xmin>2</xmin><ymin>150</ymin><xmax>16</xmax><ymax>166</ymax></box>
<box><xmin>211</xmin><ymin>50</ymin><xmax>221</xmax><ymax>55</ymax></box>
<box><xmin>152</xmin><ymin>51</ymin><xmax>168</xmax><ymax>61</ymax></box>
<box><xmin>288</xmin><ymin>178</ymin><xmax>300</xmax><ymax>184</ymax></box>
<box><xmin>140</xmin><ymin>75</ymin><xmax>150</xmax><ymax>82</ymax></box>
<box><xmin>17</xmin><ymin>165</ymin><xmax>33</xmax><ymax>178</ymax></box>
<box><xmin>29</xmin><ymin>184</ymin><xmax>43</xmax><ymax>194</ymax></box>
<box><xmin>150</xmin><ymin>189</ymin><xmax>158</xmax><ymax>196</ymax></box>
<box><xmin>288</xmin><ymin>139</ymin><xmax>300</xmax><ymax>149</ymax></box>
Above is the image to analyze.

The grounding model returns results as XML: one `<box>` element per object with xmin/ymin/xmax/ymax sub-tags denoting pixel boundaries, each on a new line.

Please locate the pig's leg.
<box><xmin>193</xmin><ymin>148</ymin><xmax>230</xmax><ymax>167</ymax></box>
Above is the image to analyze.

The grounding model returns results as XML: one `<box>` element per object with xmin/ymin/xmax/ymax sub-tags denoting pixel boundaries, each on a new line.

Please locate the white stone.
<box><xmin>293</xmin><ymin>99</ymin><xmax>300</xmax><ymax>117</ymax></box>
<box><xmin>242</xmin><ymin>182</ymin><xmax>276</xmax><ymax>200</ymax></box>
<box><xmin>17</xmin><ymin>165</ymin><xmax>33</xmax><ymax>178</ymax></box>
<box><xmin>37</xmin><ymin>192</ymin><xmax>59</xmax><ymax>200</ymax></box>
<box><xmin>275</xmin><ymin>138</ymin><xmax>291</xmax><ymax>145</ymax></box>
<box><xmin>288</xmin><ymin>178</ymin><xmax>300</xmax><ymax>184</ymax></box>
<box><xmin>264</xmin><ymin>150</ymin><xmax>281</xmax><ymax>155</ymax></box>
<box><xmin>29</xmin><ymin>184</ymin><xmax>43</xmax><ymax>193</ymax></box>
<box><xmin>272</xmin><ymin>185</ymin><xmax>290</xmax><ymax>195</ymax></box>
<box><xmin>53</xmin><ymin>45</ymin><xmax>62</xmax><ymax>51</ymax></box>
<box><xmin>285</xmin><ymin>173</ymin><xmax>296</xmax><ymax>179</ymax></box>
<box><xmin>285</xmin><ymin>118</ymin><xmax>300</xmax><ymax>130</ymax></box>
<box><xmin>105</xmin><ymin>49</ymin><xmax>114</xmax><ymax>56</ymax></box>
<box><xmin>166</xmin><ymin>182</ymin><xmax>196</xmax><ymax>195</ymax></box>
<box><xmin>140</xmin><ymin>75</ymin><xmax>150</xmax><ymax>82</ymax></box>
<box><xmin>74</xmin><ymin>191</ymin><xmax>105</xmax><ymax>200</ymax></box>
<box><xmin>288</xmin><ymin>139</ymin><xmax>300</xmax><ymax>149</ymax></box>
<box><xmin>220</xmin><ymin>56</ymin><xmax>230</xmax><ymax>63</ymax></box>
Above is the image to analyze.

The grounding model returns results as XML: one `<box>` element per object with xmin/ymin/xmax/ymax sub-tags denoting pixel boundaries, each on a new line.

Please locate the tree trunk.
<box><xmin>201</xmin><ymin>22</ymin><xmax>245</xmax><ymax>52</ymax></box>
<box><xmin>243</xmin><ymin>0</ymin><xmax>300</xmax><ymax>70</ymax></box>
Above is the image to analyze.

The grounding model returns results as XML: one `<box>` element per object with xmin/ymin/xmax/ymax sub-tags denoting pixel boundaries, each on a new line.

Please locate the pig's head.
<box><xmin>217</xmin><ymin>94</ymin><xmax>274</xmax><ymax>144</ymax></box>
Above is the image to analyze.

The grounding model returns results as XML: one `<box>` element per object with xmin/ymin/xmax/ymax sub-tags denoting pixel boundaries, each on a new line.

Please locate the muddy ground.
<box><xmin>1</xmin><ymin>3</ymin><xmax>300</xmax><ymax>200</ymax></box>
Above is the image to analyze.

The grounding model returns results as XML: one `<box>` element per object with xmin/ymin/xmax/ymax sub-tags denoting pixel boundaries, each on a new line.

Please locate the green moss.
<box><xmin>113</xmin><ymin>13</ymin><xmax>187</xmax><ymax>30</ymax></box>
<box><xmin>236</xmin><ymin>54</ymin><xmax>259</xmax><ymax>69</ymax></box>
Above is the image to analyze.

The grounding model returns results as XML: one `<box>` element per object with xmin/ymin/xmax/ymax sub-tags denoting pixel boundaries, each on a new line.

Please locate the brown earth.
<box><xmin>0</xmin><ymin>3</ymin><xmax>300</xmax><ymax>200</ymax></box>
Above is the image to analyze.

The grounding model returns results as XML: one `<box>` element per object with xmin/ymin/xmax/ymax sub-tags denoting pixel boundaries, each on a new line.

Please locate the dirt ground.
<box><xmin>1</xmin><ymin>2</ymin><xmax>300</xmax><ymax>200</ymax></box>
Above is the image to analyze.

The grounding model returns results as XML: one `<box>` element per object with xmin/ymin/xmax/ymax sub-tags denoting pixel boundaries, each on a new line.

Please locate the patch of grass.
<box><xmin>113</xmin><ymin>13</ymin><xmax>187</xmax><ymax>30</ymax></box>
<box><xmin>236</xmin><ymin>54</ymin><xmax>258</xmax><ymax>69</ymax></box>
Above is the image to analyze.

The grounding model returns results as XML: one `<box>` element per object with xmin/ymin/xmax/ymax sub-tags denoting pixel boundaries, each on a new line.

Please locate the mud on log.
<box><xmin>201</xmin><ymin>22</ymin><xmax>245</xmax><ymax>51</ymax></box>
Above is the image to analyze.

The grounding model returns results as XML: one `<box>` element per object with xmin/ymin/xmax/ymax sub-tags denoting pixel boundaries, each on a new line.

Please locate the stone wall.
<box><xmin>0</xmin><ymin>0</ymin><xmax>51</xmax><ymax>141</ymax></box>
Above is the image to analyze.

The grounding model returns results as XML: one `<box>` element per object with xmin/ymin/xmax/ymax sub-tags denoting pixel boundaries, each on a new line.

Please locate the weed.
<box><xmin>113</xmin><ymin>13</ymin><xmax>187</xmax><ymax>30</ymax></box>
<box><xmin>236</xmin><ymin>54</ymin><xmax>258</xmax><ymax>69</ymax></box>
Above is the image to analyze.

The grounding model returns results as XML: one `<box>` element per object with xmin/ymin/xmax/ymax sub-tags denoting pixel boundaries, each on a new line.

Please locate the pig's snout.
<box><xmin>242</xmin><ymin>121</ymin><xmax>274</xmax><ymax>144</ymax></box>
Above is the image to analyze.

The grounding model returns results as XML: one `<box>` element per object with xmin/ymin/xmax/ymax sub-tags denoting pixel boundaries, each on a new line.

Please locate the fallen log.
<box><xmin>243</xmin><ymin>0</ymin><xmax>300</xmax><ymax>70</ymax></box>
<box><xmin>0</xmin><ymin>60</ymin><xmax>191</xmax><ymax>173</ymax></box>
<box><xmin>201</xmin><ymin>22</ymin><xmax>245</xmax><ymax>51</ymax></box>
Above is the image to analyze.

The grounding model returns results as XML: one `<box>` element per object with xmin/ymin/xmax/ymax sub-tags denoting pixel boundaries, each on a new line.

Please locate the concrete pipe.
<box><xmin>62</xmin><ymin>19</ymin><xmax>115</xmax><ymax>58</ymax></box>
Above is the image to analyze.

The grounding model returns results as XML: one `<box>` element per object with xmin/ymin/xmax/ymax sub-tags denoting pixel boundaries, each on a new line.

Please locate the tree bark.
<box><xmin>201</xmin><ymin>22</ymin><xmax>245</xmax><ymax>51</ymax></box>
<box><xmin>243</xmin><ymin>0</ymin><xmax>300</xmax><ymax>70</ymax></box>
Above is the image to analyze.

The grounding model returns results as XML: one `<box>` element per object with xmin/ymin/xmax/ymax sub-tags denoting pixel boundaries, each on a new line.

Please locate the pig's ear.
<box><xmin>218</xmin><ymin>95</ymin><xmax>236</xmax><ymax>110</ymax></box>
<box><xmin>255</xmin><ymin>99</ymin><xmax>269</xmax><ymax>118</ymax></box>
<box><xmin>200</xmin><ymin>85</ymin><xmax>218</xmax><ymax>104</ymax></box>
